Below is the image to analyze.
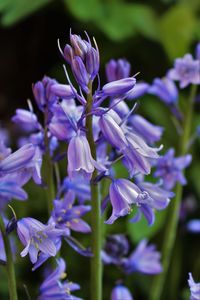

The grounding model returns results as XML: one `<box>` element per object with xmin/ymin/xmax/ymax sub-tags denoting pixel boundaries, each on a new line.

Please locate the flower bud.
<box><xmin>102</xmin><ymin>78</ymin><xmax>136</xmax><ymax>97</ymax></box>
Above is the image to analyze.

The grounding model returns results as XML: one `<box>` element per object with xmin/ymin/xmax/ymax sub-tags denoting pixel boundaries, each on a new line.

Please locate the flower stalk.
<box><xmin>0</xmin><ymin>215</ymin><xmax>18</xmax><ymax>300</ymax></box>
<box><xmin>150</xmin><ymin>84</ymin><xmax>197</xmax><ymax>300</ymax></box>
<box><xmin>86</xmin><ymin>81</ymin><xmax>102</xmax><ymax>300</ymax></box>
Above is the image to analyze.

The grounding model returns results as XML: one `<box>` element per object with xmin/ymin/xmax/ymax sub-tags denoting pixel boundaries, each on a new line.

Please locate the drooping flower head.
<box><xmin>38</xmin><ymin>258</ymin><xmax>81</xmax><ymax>300</ymax></box>
<box><xmin>111</xmin><ymin>284</ymin><xmax>133</xmax><ymax>300</ymax></box>
<box><xmin>121</xmin><ymin>239</ymin><xmax>162</xmax><ymax>275</ymax></box>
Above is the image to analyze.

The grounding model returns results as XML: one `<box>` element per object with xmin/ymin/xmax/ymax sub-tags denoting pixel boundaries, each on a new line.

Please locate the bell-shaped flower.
<box><xmin>129</xmin><ymin>114</ymin><xmax>163</xmax><ymax>144</ymax></box>
<box><xmin>102</xmin><ymin>78</ymin><xmax>136</xmax><ymax>97</ymax></box>
<box><xmin>106</xmin><ymin>58</ymin><xmax>131</xmax><ymax>82</ymax></box>
<box><xmin>126</xmin><ymin>82</ymin><xmax>149</xmax><ymax>100</ymax></box>
<box><xmin>38</xmin><ymin>258</ymin><xmax>81</xmax><ymax>300</ymax></box>
<box><xmin>154</xmin><ymin>148</ymin><xmax>192</xmax><ymax>190</ymax></box>
<box><xmin>111</xmin><ymin>284</ymin><xmax>133</xmax><ymax>300</ymax></box>
<box><xmin>51</xmin><ymin>190</ymin><xmax>91</xmax><ymax>234</ymax></box>
<box><xmin>148</xmin><ymin>77</ymin><xmax>178</xmax><ymax>105</ymax></box>
<box><xmin>50</xmin><ymin>83</ymin><xmax>75</xmax><ymax>99</ymax></box>
<box><xmin>67</xmin><ymin>131</ymin><xmax>106</xmax><ymax>179</ymax></box>
<box><xmin>121</xmin><ymin>239</ymin><xmax>162</xmax><ymax>275</ymax></box>
<box><xmin>122</xmin><ymin>132</ymin><xmax>161</xmax><ymax>176</ymax></box>
<box><xmin>12</xmin><ymin>109</ymin><xmax>41</xmax><ymax>132</ymax></box>
<box><xmin>188</xmin><ymin>273</ymin><xmax>200</xmax><ymax>300</ymax></box>
<box><xmin>17</xmin><ymin>217</ymin><xmax>63</xmax><ymax>264</ymax></box>
<box><xmin>168</xmin><ymin>54</ymin><xmax>200</xmax><ymax>88</ymax></box>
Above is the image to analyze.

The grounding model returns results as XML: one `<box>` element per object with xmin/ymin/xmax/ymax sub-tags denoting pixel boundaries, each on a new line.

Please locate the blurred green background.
<box><xmin>0</xmin><ymin>0</ymin><xmax>200</xmax><ymax>299</ymax></box>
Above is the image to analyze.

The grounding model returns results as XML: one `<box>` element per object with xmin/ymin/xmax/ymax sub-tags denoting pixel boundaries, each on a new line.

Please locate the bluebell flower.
<box><xmin>195</xmin><ymin>43</ymin><xmax>200</xmax><ymax>60</ymax></box>
<box><xmin>38</xmin><ymin>258</ymin><xmax>81</xmax><ymax>300</ymax></box>
<box><xmin>126</xmin><ymin>82</ymin><xmax>149</xmax><ymax>100</ymax></box>
<box><xmin>129</xmin><ymin>114</ymin><xmax>163</xmax><ymax>144</ymax></box>
<box><xmin>67</xmin><ymin>131</ymin><xmax>107</xmax><ymax>179</ymax></box>
<box><xmin>102</xmin><ymin>78</ymin><xmax>136</xmax><ymax>97</ymax></box>
<box><xmin>122</xmin><ymin>132</ymin><xmax>161</xmax><ymax>176</ymax></box>
<box><xmin>51</xmin><ymin>190</ymin><xmax>91</xmax><ymax>234</ymax></box>
<box><xmin>187</xmin><ymin>219</ymin><xmax>200</xmax><ymax>233</ymax></box>
<box><xmin>154</xmin><ymin>148</ymin><xmax>192</xmax><ymax>190</ymax></box>
<box><xmin>106</xmin><ymin>59</ymin><xmax>131</xmax><ymax>82</ymax></box>
<box><xmin>105</xmin><ymin>179</ymin><xmax>172</xmax><ymax>225</ymax></box>
<box><xmin>111</xmin><ymin>284</ymin><xmax>133</xmax><ymax>300</ymax></box>
<box><xmin>188</xmin><ymin>273</ymin><xmax>200</xmax><ymax>300</ymax></box>
<box><xmin>61</xmin><ymin>177</ymin><xmax>90</xmax><ymax>203</ymax></box>
<box><xmin>12</xmin><ymin>109</ymin><xmax>41</xmax><ymax>133</ymax></box>
<box><xmin>17</xmin><ymin>217</ymin><xmax>63</xmax><ymax>264</ymax></box>
<box><xmin>110</xmin><ymin>99</ymin><xmax>130</xmax><ymax>118</ymax></box>
<box><xmin>0</xmin><ymin>218</ymin><xmax>16</xmax><ymax>263</ymax></box>
<box><xmin>148</xmin><ymin>77</ymin><xmax>178</xmax><ymax>105</ymax></box>
<box><xmin>50</xmin><ymin>83</ymin><xmax>75</xmax><ymax>99</ymax></box>
<box><xmin>121</xmin><ymin>239</ymin><xmax>162</xmax><ymax>275</ymax></box>
<box><xmin>102</xmin><ymin>234</ymin><xmax>129</xmax><ymax>265</ymax></box>
<box><xmin>168</xmin><ymin>54</ymin><xmax>200</xmax><ymax>88</ymax></box>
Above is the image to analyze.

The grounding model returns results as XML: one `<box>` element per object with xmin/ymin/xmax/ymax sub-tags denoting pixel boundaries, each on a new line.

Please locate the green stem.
<box><xmin>150</xmin><ymin>85</ymin><xmax>197</xmax><ymax>300</ymax></box>
<box><xmin>86</xmin><ymin>81</ymin><xmax>102</xmax><ymax>300</ymax></box>
<box><xmin>42</xmin><ymin>112</ymin><xmax>55</xmax><ymax>214</ymax></box>
<box><xmin>0</xmin><ymin>215</ymin><xmax>18</xmax><ymax>300</ymax></box>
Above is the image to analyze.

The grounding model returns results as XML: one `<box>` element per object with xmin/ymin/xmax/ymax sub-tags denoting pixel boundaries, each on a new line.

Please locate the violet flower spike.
<box><xmin>121</xmin><ymin>239</ymin><xmax>162</xmax><ymax>275</ymax></box>
<box><xmin>188</xmin><ymin>273</ymin><xmax>200</xmax><ymax>300</ymax></box>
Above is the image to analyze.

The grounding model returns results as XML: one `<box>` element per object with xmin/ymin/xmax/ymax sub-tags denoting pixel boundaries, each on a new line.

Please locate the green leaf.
<box><xmin>158</xmin><ymin>4</ymin><xmax>198</xmax><ymax>60</ymax></box>
<box><xmin>0</xmin><ymin>0</ymin><xmax>52</xmax><ymax>26</ymax></box>
<box><xmin>127</xmin><ymin>209</ymin><xmax>167</xmax><ymax>243</ymax></box>
<box><xmin>66</xmin><ymin>0</ymin><xmax>101</xmax><ymax>21</ymax></box>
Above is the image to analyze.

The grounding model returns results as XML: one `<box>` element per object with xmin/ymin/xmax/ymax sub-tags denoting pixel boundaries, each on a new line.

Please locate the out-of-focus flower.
<box><xmin>121</xmin><ymin>239</ymin><xmax>162</xmax><ymax>275</ymax></box>
<box><xmin>12</xmin><ymin>109</ymin><xmax>41</xmax><ymax>133</ymax></box>
<box><xmin>187</xmin><ymin>219</ymin><xmax>200</xmax><ymax>233</ymax></box>
<box><xmin>188</xmin><ymin>273</ymin><xmax>200</xmax><ymax>300</ymax></box>
<box><xmin>129</xmin><ymin>114</ymin><xmax>163</xmax><ymax>144</ymax></box>
<box><xmin>195</xmin><ymin>43</ymin><xmax>200</xmax><ymax>60</ymax></box>
<box><xmin>51</xmin><ymin>190</ymin><xmax>91</xmax><ymax>234</ymax></box>
<box><xmin>168</xmin><ymin>54</ymin><xmax>200</xmax><ymax>88</ymax></box>
<box><xmin>102</xmin><ymin>234</ymin><xmax>129</xmax><ymax>265</ymax></box>
<box><xmin>17</xmin><ymin>217</ymin><xmax>63</xmax><ymax>264</ymax></box>
<box><xmin>38</xmin><ymin>258</ymin><xmax>81</xmax><ymax>300</ymax></box>
<box><xmin>126</xmin><ymin>82</ymin><xmax>149</xmax><ymax>100</ymax></box>
<box><xmin>154</xmin><ymin>148</ymin><xmax>192</xmax><ymax>190</ymax></box>
<box><xmin>106</xmin><ymin>59</ymin><xmax>131</xmax><ymax>82</ymax></box>
<box><xmin>148</xmin><ymin>77</ymin><xmax>178</xmax><ymax>105</ymax></box>
<box><xmin>111</xmin><ymin>284</ymin><xmax>133</xmax><ymax>300</ymax></box>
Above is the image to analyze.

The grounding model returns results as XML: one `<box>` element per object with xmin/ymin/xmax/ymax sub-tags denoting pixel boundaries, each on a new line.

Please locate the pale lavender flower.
<box><xmin>148</xmin><ymin>77</ymin><xmax>178</xmax><ymax>105</ymax></box>
<box><xmin>110</xmin><ymin>99</ymin><xmax>130</xmax><ymax>118</ymax></box>
<box><xmin>106</xmin><ymin>179</ymin><xmax>172</xmax><ymax>225</ymax></box>
<box><xmin>126</xmin><ymin>82</ymin><xmax>149</xmax><ymax>100</ymax></box>
<box><xmin>129</xmin><ymin>114</ymin><xmax>163</xmax><ymax>144</ymax></box>
<box><xmin>67</xmin><ymin>131</ymin><xmax>106</xmax><ymax>179</ymax></box>
<box><xmin>106</xmin><ymin>59</ymin><xmax>131</xmax><ymax>82</ymax></box>
<box><xmin>188</xmin><ymin>273</ymin><xmax>200</xmax><ymax>300</ymax></box>
<box><xmin>12</xmin><ymin>109</ymin><xmax>41</xmax><ymax>132</ymax></box>
<box><xmin>102</xmin><ymin>78</ymin><xmax>136</xmax><ymax>97</ymax></box>
<box><xmin>195</xmin><ymin>43</ymin><xmax>200</xmax><ymax>60</ymax></box>
<box><xmin>111</xmin><ymin>284</ymin><xmax>133</xmax><ymax>300</ymax></box>
<box><xmin>154</xmin><ymin>148</ymin><xmax>192</xmax><ymax>190</ymax></box>
<box><xmin>17</xmin><ymin>217</ymin><xmax>63</xmax><ymax>264</ymax></box>
<box><xmin>61</xmin><ymin>177</ymin><xmax>90</xmax><ymax>203</ymax></box>
<box><xmin>38</xmin><ymin>258</ymin><xmax>81</xmax><ymax>300</ymax></box>
<box><xmin>50</xmin><ymin>83</ymin><xmax>75</xmax><ymax>99</ymax></box>
<box><xmin>51</xmin><ymin>190</ymin><xmax>91</xmax><ymax>234</ymax></box>
<box><xmin>121</xmin><ymin>239</ymin><xmax>162</xmax><ymax>275</ymax></box>
<box><xmin>168</xmin><ymin>54</ymin><xmax>200</xmax><ymax>88</ymax></box>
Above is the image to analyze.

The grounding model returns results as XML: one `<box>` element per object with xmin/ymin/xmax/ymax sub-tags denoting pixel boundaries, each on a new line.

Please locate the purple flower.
<box><xmin>195</xmin><ymin>43</ymin><xmax>200</xmax><ymax>60</ymax></box>
<box><xmin>51</xmin><ymin>190</ymin><xmax>91</xmax><ymax>234</ymax></box>
<box><xmin>102</xmin><ymin>234</ymin><xmax>129</xmax><ymax>265</ymax></box>
<box><xmin>168</xmin><ymin>54</ymin><xmax>200</xmax><ymax>88</ymax></box>
<box><xmin>71</xmin><ymin>56</ymin><xmax>90</xmax><ymax>93</ymax></box>
<box><xmin>106</xmin><ymin>59</ymin><xmax>131</xmax><ymax>82</ymax></box>
<box><xmin>122</xmin><ymin>132</ymin><xmax>161</xmax><ymax>176</ymax></box>
<box><xmin>17</xmin><ymin>217</ymin><xmax>63</xmax><ymax>264</ymax></box>
<box><xmin>12</xmin><ymin>109</ymin><xmax>41</xmax><ymax>132</ymax></box>
<box><xmin>110</xmin><ymin>99</ymin><xmax>130</xmax><ymax>118</ymax></box>
<box><xmin>102</xmin><ymin>78</ymin><xmax>136</xmax><ymax>97</ymax></box>
<box><xmin>188</xmin><ymin>273</ymin><xmax>200</xmax><ymax>300</ymax></box>
<box><xmin>154</xmin><ymin>148</ymin><xmax>192</xmax><ymax>190</ymax></box>
<box><xmin>99</xmin><ymin>111</ymin><xmax>128</xmax><ymax>151</ymax></box>
<box><xmin>61</xmin><ymin>177</ymin><xmax>90</xmax><ymax>203</ymax></box>
<box><xmin>111</xmin><ymin>284</ymin><xmax>133</xmax><ymax>300</ymax></box>
<box><xmin>126</xmin><ymin>82</ymin><xmax>149</xmax><ymax>100</ymax></box>
<box><xmin>67</xmin><ymin>131</ymin><xmax>106</xmax><ymax>179</ymax></box>
<box><xmin>106</xmin><ymin>179</ymin><xmax>172</xmax><ymax>225</ymax></box>
<box><xmin>121</xmin><ymin>239</ymin><xmax>162</xmax><ymax>275</ymax></box>
<box><xmin>38</xmin><ymin>258</ymin><xmax>81</xmax><ymax>300</ymax></box>
<box><xmin>148</xmin><ymin>77</ymin><xmax>178</xmax><ymax>105</ymax></box>
<box><xmin>187</xmin><ymin>219</ymin><xmax>200</xmax><ymax>233</ymax></box>
<box><xmin>50</xmin><ymin>83</ymin><xmax>75</xmax><ymax>99</ymax></box>
<box><xmin>129</xmin><ymin>114</ymin><xmax>163</xmax><ymax>144</ymax></box>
